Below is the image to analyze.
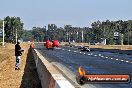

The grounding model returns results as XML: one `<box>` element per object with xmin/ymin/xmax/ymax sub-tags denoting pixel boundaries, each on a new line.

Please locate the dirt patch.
<box><xmin>0</xmin><ymin>43</ymin><xmax>41</xmax><ymax>88</ymax></box>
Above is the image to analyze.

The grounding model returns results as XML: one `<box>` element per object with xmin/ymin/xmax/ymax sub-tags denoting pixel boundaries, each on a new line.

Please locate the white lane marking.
<box><xmin>62</xmin><ymin>49</ymin><xmax>132</xmax><ymax>64</ymax></box>
<box><xmin>68</xmin><ymin>50</ymin><xmax>71</xmax><ymax>51</ymax></box>
<box><xmin>74</xmin><ymin>51</ymin><xmax>77</xmax><ymax>52</ymax></box>
<box><xmin>111</xmin><ymin>58</ymin><xmax>113</xmax><ymax>59</ymax></box>
<box><xmin>101</xmin><ymin>56</ymin><xmax>104</xmax><ymax>58</ymax></box>
<box><xmin>116</xmin><ymin>59</ymin><xmax>119</xmax><ymax>60</ymax></box>
<box><xmin>61</xmin><ymin>49</ymin><xmax>131</xmax><ymax>64</ymax></box>
<box><xmin>88</xmin><ymin>54</ymin><xmax>91</xmax><ymax>55</ymax></box>
<box><xmin>105</xmin><ymin>57</ymin><xmax>108</xmax><ymax>58</ymax></box>
<box><xmin>94</xmin><ymin>55</ymin><xmax>97</xmax><ymax>56</ymax></box>
<box><xmin>56</xmin><ymin>47</ymin><xmax>61</xmax><ymax>49</ymax></box>
<box><xmin>121</xmin><ymin>60</ymin><xmax>124</xmax><ymax>62</ymax></box>
<box><xmin>99</xmin><ymin>54</ymin><xmax>101</xmax><ymax>56</ymax></box>
<box><xmin>62</xmin><ymin>49</ymin><xmax>132</xmax><ymax>63</ymax></box>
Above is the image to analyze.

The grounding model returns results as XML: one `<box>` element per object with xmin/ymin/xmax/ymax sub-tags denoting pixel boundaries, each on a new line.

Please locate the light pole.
<box><xmin>2</xmin><ymin>20</ymin><xmax>5</xmax><ymax>46</ymax></box>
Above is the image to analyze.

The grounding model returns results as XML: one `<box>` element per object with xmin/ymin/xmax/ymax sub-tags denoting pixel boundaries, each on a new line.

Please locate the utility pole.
<box><xmin>2</xmin><ymin>20</ymin><xmax>5</xmax><ymax>46</ymax></box>
<box><xmin>76</xmin><ymin>31</ymin><xmax>78</xmax><ymax>42</ymax></box>
<box><xmin>16</xmin><ymin>29</ymin><xmax>17</xmax><ymax>44</ymax></box>
<box><xmin>69</xmin><ymin>32</ymin><xmax>70</xmax><ymax>42</ymax></box>
<box><xmin>121</xmin><ymin>34</ymin><xmax>123</xmax><ymax>45</ymax></box>
<box><xmin>82</xmin><ymin>30</ymin><xmax>84</xmax><ymax>43</ymax></box>
<box><xmin>67</xmin><ymin>32</ymin><xmax>68</xmax><ymax>42</ymax></box>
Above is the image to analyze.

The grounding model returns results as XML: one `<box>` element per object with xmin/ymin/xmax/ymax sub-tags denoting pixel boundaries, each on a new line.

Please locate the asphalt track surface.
<box><xmin>35</xmin><ymin>43</ymin><xmax>132</xmax><ymax>88</ymax></box>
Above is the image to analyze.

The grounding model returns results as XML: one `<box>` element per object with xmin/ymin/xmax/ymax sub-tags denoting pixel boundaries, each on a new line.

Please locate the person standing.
<box><xmin>15</xmin><ymin>41</ymin><xmax>22</xmax><ymax>70</ymax></box>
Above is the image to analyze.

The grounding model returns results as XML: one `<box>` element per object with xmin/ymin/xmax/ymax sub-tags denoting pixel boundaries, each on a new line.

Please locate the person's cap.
<box><xmin>17</xmin><ymin>40</ymin><xmax>21</xmax><ymax>44</ymax></box>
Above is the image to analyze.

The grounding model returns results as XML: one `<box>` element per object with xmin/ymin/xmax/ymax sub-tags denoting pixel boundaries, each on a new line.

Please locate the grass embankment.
<box><xmin>0</xmin><ymin>43</ymin><xmax>14</xmax><ymax>62</ymax></box>
<box><xmin>89</xmin><ymin>45</ymin><xmax>132</xmax><ymax>50</ymax></box>
<box><xmin>0</xmin><ymin>42</ymin><xmax>41</xmax><ymax>88</ymax></box>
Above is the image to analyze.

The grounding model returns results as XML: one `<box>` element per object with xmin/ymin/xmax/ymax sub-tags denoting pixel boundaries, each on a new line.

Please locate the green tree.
<box><xmin>4</xmin><ymin>16</ymin><xmax>24</xmax><ymax>43</ymax></box>
<box><xmin>32</xmin><ymin>27</ymin><xmax>46</xmax><ymax>42</ymax></box>
<box><xmin>0</xmin><ymin>20</ymin><xmax>3</xmax><ymax>29</ymax></box>
<box><xmin>21</xmin><ymin>30</ymin><xmax>33</xmax><ymax>41</ymax></box>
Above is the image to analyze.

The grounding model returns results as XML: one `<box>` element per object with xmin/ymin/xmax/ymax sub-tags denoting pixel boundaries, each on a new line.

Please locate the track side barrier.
<box><xmin>32</xmin><ymin>48</ymin><xmax>75</xmax><ymax>88</ymax></box>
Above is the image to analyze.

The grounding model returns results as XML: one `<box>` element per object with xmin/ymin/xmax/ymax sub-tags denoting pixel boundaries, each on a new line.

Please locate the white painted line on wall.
<box><xmin>52</xmin><ymin>74</ymin><xmax>75</xmax><ymax>88</ymax></box>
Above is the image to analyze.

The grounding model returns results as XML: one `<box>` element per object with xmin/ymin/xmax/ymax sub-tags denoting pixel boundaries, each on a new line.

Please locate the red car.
<box><xmin>44</xmin><ymin>40</ymin><xmax>59</xmax><ymax>49</ymax></box>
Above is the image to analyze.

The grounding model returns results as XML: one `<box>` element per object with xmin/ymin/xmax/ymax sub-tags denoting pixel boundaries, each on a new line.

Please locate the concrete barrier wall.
<box><xmin>31</xmin><ymin>48</ymin><xmax>75</xmax><ymax>88</ymax></box>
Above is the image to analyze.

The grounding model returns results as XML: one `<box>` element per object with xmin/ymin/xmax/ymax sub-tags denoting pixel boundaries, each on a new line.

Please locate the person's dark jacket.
<box><xmin>15</xmin><ymin>44</ymin><xmax>22</xmax><ymax>56</ymax></box>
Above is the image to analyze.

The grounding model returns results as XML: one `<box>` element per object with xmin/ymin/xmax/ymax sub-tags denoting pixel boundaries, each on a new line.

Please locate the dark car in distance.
<box><xmin>78</xmin><ymin>46</ymin><xmax>90</xmax><ymax>52</ymax></box>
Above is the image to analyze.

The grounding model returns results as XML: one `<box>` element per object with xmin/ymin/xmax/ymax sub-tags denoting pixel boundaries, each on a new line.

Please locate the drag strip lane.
<box><xmin>61</xmin><ymin>46</ymin><xmax>132</xmax><ymax>64</ymax></box>
<box><xmin>35</xmin><ymin>43</ymin><xmax>132</xmax><ymax>88</ymax></box>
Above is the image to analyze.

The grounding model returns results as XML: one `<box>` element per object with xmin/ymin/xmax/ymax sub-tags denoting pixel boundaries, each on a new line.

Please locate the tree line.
<box><xmin>31</xmin><ymin>20</ymin><xmax>132</xmax><ymax>45</ymax></box>
<box><xmin>0</xmin><ymin>16</ymin><xmax>24</xmax><ymax>43</ymax></box>
<box><xmin>0</xmin><ymin>16</ymin><xmax>132</xmax><ymax>45</ymax></box>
